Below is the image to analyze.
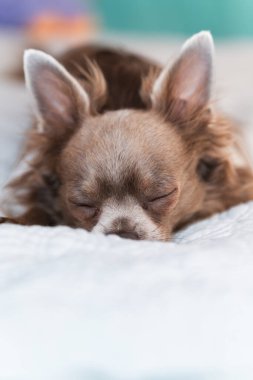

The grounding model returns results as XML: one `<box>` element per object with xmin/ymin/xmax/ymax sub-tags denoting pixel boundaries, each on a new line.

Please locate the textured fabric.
<box><xmin>1</xmin><ymin>202</ymin><xmax>253</xmax><ymax>380</ymax></box>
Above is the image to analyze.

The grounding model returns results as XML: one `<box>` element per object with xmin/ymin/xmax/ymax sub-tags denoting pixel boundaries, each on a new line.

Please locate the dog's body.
<box><xmin>2</xmin><ymin>32</ymin><xmax>253</xmax><ymax>241</ymax></box>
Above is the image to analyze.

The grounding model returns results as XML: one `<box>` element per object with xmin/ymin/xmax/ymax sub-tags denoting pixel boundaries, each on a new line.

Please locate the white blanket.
<box><xmin>1</xmin><ymin>203</ymin><xmax>253</xmax><ymax>380</ymax></box>
<box><xmin>1</xmin><ymin>38</ymin><xmax>253</xmax><ymax>380</ymax></box>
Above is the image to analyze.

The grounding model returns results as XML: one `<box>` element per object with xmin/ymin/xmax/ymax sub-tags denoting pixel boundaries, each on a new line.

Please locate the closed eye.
<box><xmin>69</xmin><ymin>198</ymin><xmax>95</xmax><ymax>208</ymax></box>
<box><xmin>73</xmin><ymin>202</ymin><xmax>95</xmax><ymax>208</ymax></box>
<box><xmin>148</xmin><ymin>187</ymin><xmax>178</xmax><ymax>203</ymax></box>
<box><xmin>69</xmin><ymin>199</ymin><xmax>99</xmax><ymax>218</ymax></box>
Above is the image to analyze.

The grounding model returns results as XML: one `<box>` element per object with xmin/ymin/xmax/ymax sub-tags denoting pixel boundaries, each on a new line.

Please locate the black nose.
<box><xmin>107</xmin><ymin>230</ymin><xmax>140</xmax><ymax>240</ymax></box>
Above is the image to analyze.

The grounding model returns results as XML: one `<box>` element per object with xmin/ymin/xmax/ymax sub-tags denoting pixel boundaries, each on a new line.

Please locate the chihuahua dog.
<box><xmin>1</xmin><ymin>31</ymin><xmax>253</xmax><ymax>241</ymax></box>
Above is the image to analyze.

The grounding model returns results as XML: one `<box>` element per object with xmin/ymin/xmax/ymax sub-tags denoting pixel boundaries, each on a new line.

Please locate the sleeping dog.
<box><xmin>1</xmin><ymin>31</ymin><xmax>253</xmax><ymax>241</ymax></box>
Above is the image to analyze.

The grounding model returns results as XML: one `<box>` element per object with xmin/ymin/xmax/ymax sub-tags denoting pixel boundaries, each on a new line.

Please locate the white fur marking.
<box><xmin>92</xmin><ymin>197</ymin><xmax>161</xmax><ymax>240</ymax></box>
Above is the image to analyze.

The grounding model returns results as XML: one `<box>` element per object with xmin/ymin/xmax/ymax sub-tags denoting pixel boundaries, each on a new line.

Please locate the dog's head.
<box><xmin>23</xmin><ymin>31</ymin><xmax>234</xmax><ymax>241</ymax></box>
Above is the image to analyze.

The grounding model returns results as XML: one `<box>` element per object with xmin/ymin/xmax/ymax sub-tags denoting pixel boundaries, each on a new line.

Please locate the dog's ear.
<box><xmin>24</xmin><ymin>49</ymin><xmax>90</xmax><ymax>137</ymax></box>
<box><xmin>151</xmin><ymin>31</ymin><xmax>214</xmax><ymax>124</ymax></box>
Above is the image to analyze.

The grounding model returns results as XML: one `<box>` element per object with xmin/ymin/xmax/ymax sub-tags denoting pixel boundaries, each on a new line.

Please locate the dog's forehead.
<box><xmin>63</xmin><ymin>109</ymin><xmax>184</xmax><ymax>196</ymax></box>
<box><xmin>83</xmin><ymin>109</ymin><xmax>171</xmax><ymax>141</ymax></box>
<box><xmin>80</xmin><ymin>109</ymin><xmax>182</xmax><ymax>159</ymax></box>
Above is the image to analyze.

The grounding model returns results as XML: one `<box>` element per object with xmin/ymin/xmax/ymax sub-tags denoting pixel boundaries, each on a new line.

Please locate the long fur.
<box><xmin>2</xmin><ymin>37</ymin><xmax>253</xmax><ymax>238</ymax></box>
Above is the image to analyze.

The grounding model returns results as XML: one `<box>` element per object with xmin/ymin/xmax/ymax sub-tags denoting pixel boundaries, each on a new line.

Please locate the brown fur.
<box><xmin>2</xmin><ymin>35</ymin><xmax>253</xmax><ymax>241</ymax></box>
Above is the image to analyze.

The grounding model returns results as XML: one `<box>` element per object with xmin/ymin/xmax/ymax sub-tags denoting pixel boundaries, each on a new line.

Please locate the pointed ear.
<box><xmin>24</xmin><ymin>49</ymin><xmax>90</xmax><ymax>136</ymax></box>
<box><xmin>151</xmin><ymin>31</ymin><xmax>214</xmax><ymax>124</ymax></box>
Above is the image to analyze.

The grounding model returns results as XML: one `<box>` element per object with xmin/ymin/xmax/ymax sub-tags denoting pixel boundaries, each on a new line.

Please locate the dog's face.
<box><xmin>59</xmin><ymin>109</ymin><xmax>203</xmax><ymax>240</ymax></box>
<box><xmin>24</xmin><ymin>32</ymin><xmax>215</xmax><ymax>241</ymax></box>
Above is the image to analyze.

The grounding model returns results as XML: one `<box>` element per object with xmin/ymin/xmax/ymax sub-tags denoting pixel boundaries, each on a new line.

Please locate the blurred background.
<box><xmin>1</xmin><ymin>0</ymin><xmax>253</xmax><ymax>188</ymax></box>
<box><xmin>0</xmin><ymin>0</ymin><xmax>253</xmax><ymax>81</ymax></box>
<box><xmin>1</xmin><ymin>0</ymin><xmax>253</xmax><ymax>41</ymax></box>
<box><xmin>1</xmin><ymin>0</ymin><xmax>253</xmax><ymax>75</ymax></box>
<box><xmin>98</xmin><ymin>0</ymin><xmax>253</xmax><ymax>38</ymax></box>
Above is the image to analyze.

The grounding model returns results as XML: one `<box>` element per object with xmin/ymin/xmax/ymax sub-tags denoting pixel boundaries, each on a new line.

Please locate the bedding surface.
<box><xmin>1</xmin><ymin>36</ymin><xmax>253</xmax><ymax>380</ymax></box>
<box><xmin>1</xmin><ymin>203</ymin><xmax>253</xmax><ymax>380</ymax></box>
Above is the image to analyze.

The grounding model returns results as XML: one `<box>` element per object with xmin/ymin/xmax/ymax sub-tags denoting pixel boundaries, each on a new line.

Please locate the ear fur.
<box><xmin>24</xmin><ymin>49</ymin><xmax>90</xmax><ymax>136</ymax></box>
<box><xmin>151</xmin><ymin>31</ymin><xmax>214</xmax><ymax>124</ymax></box>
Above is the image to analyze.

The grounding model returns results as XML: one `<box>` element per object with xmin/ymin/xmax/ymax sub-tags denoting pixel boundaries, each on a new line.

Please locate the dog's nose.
<box><xmin>107</xmin><ymin>230</ymin><xmax>140</xmax><ymax>240</ymax></box>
